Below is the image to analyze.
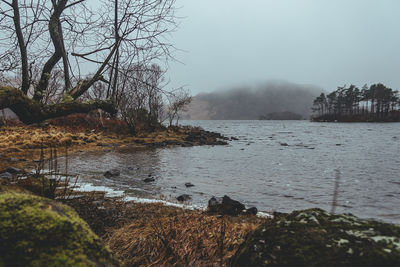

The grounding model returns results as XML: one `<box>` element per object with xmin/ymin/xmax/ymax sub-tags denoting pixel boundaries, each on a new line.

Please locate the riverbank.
<box><xmin>1</xmin><ymin>117</ymin><xmax>260</xmax><ymax>265</ymax></box>
<box><xmin>0</xmin><ymin>115</ymin><xmax>229</xmax><ymax>171</ymax></box>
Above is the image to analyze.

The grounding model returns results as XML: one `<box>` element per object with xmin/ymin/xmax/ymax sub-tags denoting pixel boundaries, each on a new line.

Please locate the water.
<box><xmin>66</xmin><ymin>120</ymin><xmax>400</xmax><ymax>224</ymax></box>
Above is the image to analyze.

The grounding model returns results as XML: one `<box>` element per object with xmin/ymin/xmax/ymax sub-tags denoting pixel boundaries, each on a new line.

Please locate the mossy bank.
<box><xmin>0</xmin><ymin>192</ymin><xmax>119</xmax><ymax>266</ymax></box>
<box><xmin>231</xmin><ymin>208</ymin><xmax>400</xmax><ymax>267</ymax></box>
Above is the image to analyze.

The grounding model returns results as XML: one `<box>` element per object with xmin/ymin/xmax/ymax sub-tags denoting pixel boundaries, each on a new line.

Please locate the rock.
<box><xmin>143</xmin><ymin>177</ymin><xmax>155</xmax><ymax>183</ymax></box>
<box><xmin>6</xmin><ymin>167</ymin><xmax>22</xmax><ymax>175</ymax></box>
<box><xmin>181</xmin><ymin>142</ymin><xmax>193</xmax><ymax>147</ymax></box>
<box><xmin>104</xmin><ymin>169</ymin><xmax>120</xmax><ymax>177</ymax></box>
<box><xmin>0</xmin><ymin>172</ymin><xmax>13</xmax><ymax>179</ymax></box>
<box><xmin>176</xmin><ymin>194</ymin><xmax>192</xmax><ymax>202</ymax></box>
<box><xmin>245</xmin><ymin>207</ymin><xmax>258</xmax><ymax>216</ymax></box>
<box><xmin>207</xmin><ymin>195</ymin><xmax>246</xmax><ymax>216</ymax></box>
<box><xmin>185</xmin><ymin>182</ymin><xmax>195</xmax><ymax>188</ymax></box>
<box><xmin>231</xmin><ymin>208</ymin><xmax>400</xmax><ymax>267</ymax></box>
<box><xmin>0</xmin><ymin>192</ymin><xmax>120</xmax><ymax>266</ymax></box>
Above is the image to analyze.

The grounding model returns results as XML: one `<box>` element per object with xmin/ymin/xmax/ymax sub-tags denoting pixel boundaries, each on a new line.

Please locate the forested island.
<box><xmin>311</xmin><ymin>83</ymin><xmax>400</xmax><ymax>122</ymax></box>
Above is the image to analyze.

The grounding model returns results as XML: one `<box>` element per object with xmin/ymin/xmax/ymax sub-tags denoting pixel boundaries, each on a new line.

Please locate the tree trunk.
<box><xmin>34</xmin><ymin>0</ymin><xmax>68</xmax><ymax>102</ymax></box>
<box><xmin>1</xmin><ymin>86</ymin><xmax>116</xmax><ymax>124</ymax></box>
<box><xmin>12</xmin><ymin>0</ymin><xmax>30</xmax><ymax>95</ymax></box>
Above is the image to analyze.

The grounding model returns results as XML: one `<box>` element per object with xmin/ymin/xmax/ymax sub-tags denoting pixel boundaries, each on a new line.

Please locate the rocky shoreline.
<box><xmin>0</xmin><ymin>123</ymin><xmax>231</xmax><ymax>171</ymax></box>
<box><xmin>1</xmin><ymin>124</ymin><xmax>400</xmax><ymax>266</ymax></box>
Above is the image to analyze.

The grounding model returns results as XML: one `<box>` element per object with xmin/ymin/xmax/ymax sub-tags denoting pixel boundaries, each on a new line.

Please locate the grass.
<box><xmin>0</xmin><ymin>120</ymin><xmax>206</xmax><ymax>171</ymax></box>
<box><xmin>107</xmin><ymin>205</ymin><xmax>265</xmax><ymax>266</ymax></box>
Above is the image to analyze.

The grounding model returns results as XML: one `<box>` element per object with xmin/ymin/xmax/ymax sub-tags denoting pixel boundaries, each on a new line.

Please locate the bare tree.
<box><xmin>166</xmin><ymin>88</ymin><xmax>192</xmax><ymax>126</ymax></box>
<box><xmin>0</xmin><ymin>0</ymin><xmax>177</xmax><ymax>124</ymax></box>
<box><xmin>118</xmin><ymin>63</ymin><xmax>169</xmax><ymax>134</ymax></box>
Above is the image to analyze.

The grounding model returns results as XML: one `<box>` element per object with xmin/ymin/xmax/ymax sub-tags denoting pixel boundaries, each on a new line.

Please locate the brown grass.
<box><xmin>62</xmin><ymin>193</ymin><xmax>267</xmax><ymax>267</ymax></box>
<box><xmin>107</xmin><ymin>208</ymin><xmax>264</xmax><ymax>266</ymax></box>
<box><xmin>0</xmin><ymin>117</ymin><xmax>195</xmax><ymax>171</ymax></box>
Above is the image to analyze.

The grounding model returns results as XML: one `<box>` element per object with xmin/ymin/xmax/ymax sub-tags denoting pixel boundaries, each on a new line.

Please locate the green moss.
<box><xmin>231</xmin><ymin>208</ymin><xmax>400</xmax><ymax>267</ymax></box>
<box><xmin>61</xmin><ymin>93</ymin><xmax>74</xmax><ymax>103</ymax></box>
<box><xmin>0</xmin><ymin>192</ymin><xmax>120</xmax><ymax>266</ymax></box>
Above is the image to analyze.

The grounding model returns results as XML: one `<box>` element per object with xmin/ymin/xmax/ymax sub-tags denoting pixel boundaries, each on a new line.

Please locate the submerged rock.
<box><xmin>143</xmin><ymin>177</ymin><xmax>155</xmax><ymax>183</ymax></box>
<box><xmin>104</xmin><ymin>169</ymin><xmax>120</xmax><ymax>177</ymax></box>
<box><xmin>207</xmin><ymin>195</ymin><xmax>246</xmax><ymax>216</ymax></box>
<box><xmin>231</xmin><ymin>208</ymin><xmax>400</xmax><ymax>267</ymax></box>
<box><xmin>0</xmin><ymin>192</ymin><xmax>119</xmax><ymax>266</ymax></box>
<box><xmin>177</xmin><ymin>194</ymin><xmax>192</xmax><ymax>202</ymax></box>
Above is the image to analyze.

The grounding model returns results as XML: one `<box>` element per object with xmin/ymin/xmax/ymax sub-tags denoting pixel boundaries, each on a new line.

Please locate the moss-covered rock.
<box><xmin>231</xmin><ymin>208</ymin><xmax>400</xmax><ymax>267</ymax></box>
<box><xmin>0</xmin><ymin>192</ymin><xmax>120</xmax><ymax>266</ymax></box>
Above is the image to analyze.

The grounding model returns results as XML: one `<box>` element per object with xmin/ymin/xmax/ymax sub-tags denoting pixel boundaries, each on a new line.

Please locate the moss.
<box><xmin>0</xmin><ymin>192</ymin><xmax>120</xmax><ymax>266</ymax></box>
<box><xmin>61</xmin><ymin>93</ymin><xmax>74</xmax><ymax>103</ymax></box>
<box><xmin>231</xmin><ymin>208</ymin><xmax>400</xmax><ymax>267</ymax></box>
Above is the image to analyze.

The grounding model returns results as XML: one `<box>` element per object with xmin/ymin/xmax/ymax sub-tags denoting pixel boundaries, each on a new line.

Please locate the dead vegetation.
<box><xmin>63</xmin><ymin>192</ymin><xmax>266</xmax><ymax>267</ymax></box>
<box><xmin>0</xmin><ymin>114</ymin><xmax>216</xmax><ymax>170</ymax></box>
<box><xmin>108</xmin><ymin>210</ymin><xmax>263</xmax><ymax>266</ymax></box>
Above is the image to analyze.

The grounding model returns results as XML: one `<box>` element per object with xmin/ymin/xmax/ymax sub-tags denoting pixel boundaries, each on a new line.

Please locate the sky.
<box><xmin>166</xmin><ymin>0</ymin><xmax>400</xmax><ymax>95</ymax></box>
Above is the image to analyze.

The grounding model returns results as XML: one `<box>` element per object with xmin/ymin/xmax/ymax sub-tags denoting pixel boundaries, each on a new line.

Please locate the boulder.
<box><xmin>207</xmin><ymin>195</ymin><xmax>246</xmax><ymax>216</ymax></box>
<box><xmin>104</xmin><ymin>169</ymin><xmax>120</xmax><ymax>178</ymax></box>
<box><xmin>176</xmin><ymin>194</ymin><xmax>192</xmax><ymax>202</ymax></box>
<box><xmin>245</xmin><ymin>207</ymin><xmax>258</xmax><ymax>216</ymax></box>
<box><xmin>231</xmin><ymin>208</ymin><xmax>400</xmax><ymax>267</ymax></box>
<box><xmin>0</xmin><ymin>192</ymin><xmax>119</xmax><ymax>266</ymax></box>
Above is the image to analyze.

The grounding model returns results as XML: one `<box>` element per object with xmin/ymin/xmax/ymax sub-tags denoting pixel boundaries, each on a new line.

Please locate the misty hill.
<box><xmin>184</xmin><ymin>81</ymin><xmax>321</xmax><ymax>120</ymax></box>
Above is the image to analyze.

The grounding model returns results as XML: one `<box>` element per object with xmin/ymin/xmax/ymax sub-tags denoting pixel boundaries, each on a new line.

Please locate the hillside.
<box><xmin>184</xmin><ymin>81</ymin><xmax>321</xmax><ymax>120</ymax></box>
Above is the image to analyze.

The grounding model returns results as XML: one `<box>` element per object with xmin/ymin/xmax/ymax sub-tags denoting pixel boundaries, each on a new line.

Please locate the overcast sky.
<box><xmin>166</xmin><ymin>0</ymin><xmax>400</xmax><ymax>94</ymax></box>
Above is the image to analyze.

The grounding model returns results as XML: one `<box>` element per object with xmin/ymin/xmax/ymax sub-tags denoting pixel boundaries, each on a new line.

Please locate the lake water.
<box><xmin>67</xmin><ymin>120</ymin><xmax>400</xmax><ymax>224</ymax></box>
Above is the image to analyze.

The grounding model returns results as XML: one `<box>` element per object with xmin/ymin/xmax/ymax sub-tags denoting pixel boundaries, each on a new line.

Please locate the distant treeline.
<box><xmin>311</xmin><ymin>83</ymin><xmax>400</xmax><ymax>122</ymax></box>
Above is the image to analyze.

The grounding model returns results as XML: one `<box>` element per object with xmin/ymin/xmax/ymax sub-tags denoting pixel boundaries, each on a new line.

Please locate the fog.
<box><xmin>168</xmin><ymin>0</ymin><xmax>400</xmax><ymax>95</ymax></box>
<box><xmin>184</xmin><ymin>81</ymin><xmax>321</xmax><ymax>120</ymax></box>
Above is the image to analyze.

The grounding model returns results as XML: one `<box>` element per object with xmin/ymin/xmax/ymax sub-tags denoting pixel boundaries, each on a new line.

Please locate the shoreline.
<box><xmin>1</xmin><ymin>122</ymin><xmax>268</xmax><ymax>265</ymax></box>
<box><xmin>0</xmin><ymin>121</ymin><xmax>230</xmax><ymax>171</ymax></box>
<box><xmin>2</xmin><ymin>121</ymin><xmax>400</xmax><ymax>266</ymax></box>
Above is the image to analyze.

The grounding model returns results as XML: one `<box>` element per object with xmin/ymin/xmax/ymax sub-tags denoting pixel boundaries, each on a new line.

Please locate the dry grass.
<box><xmin>63</xmin><ymin>193</ymin><xmax>267</xmax><ymax>267</ymax></box>
<box><xmin>0</xmin><ymin>121</ymin><xmax>194</xmax><ymax>171</ymax></box>
<box><xmin>107</xmin><ymin>208</ymin><xmax>264</xmax><ymax>267</ymax></box>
